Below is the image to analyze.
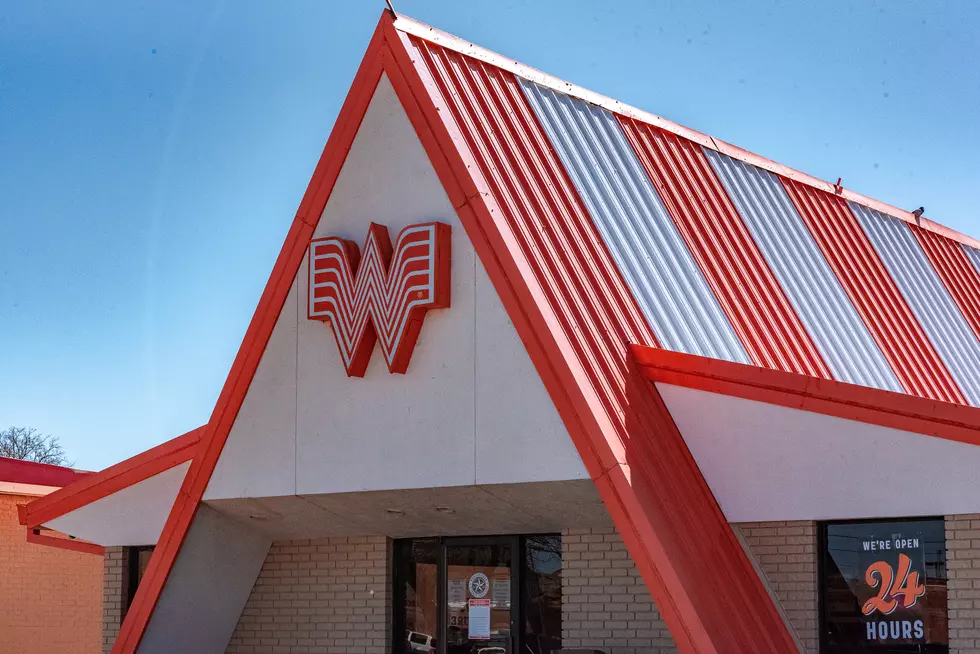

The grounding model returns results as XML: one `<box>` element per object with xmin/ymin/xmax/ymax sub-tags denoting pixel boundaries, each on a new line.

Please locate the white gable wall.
<box><xmin>46</xmin><ymin>461</ymin><xmax>190</xmax><ymax>546</ymax></box>
<box><xmin>660</xmin><ymin>382</ymin><xmax>980</xmax><ymax>522</ymax></box>
<box><xmin>204</xmin><ymin>75</ymin><xmax>586</xmax><ymax>501</ymax></box>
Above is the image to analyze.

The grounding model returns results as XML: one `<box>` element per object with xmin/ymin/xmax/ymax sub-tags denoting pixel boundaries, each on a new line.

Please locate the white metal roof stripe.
<box><xmin>852</xmin><ymin>202</ymin><xmax>980</xmax><ymax>406</ymax></box>
<box><xmin>519</xmin><ymin>79</ymin><xmax>750</xmax><ymax>363</ymax></box>
<box><xmin>962</xmin><ymin>243</ymin><xmax>980</xmax><ymax>278</ymax></box>
<box><xmin>705</xmin><ymin>151</ymin><xmax>903</xmax><ymax>392</ymax></box>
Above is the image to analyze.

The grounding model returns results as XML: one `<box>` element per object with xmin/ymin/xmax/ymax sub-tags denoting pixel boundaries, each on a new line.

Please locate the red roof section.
<box><xmin>0</xmin><ymin>456</ymin><xmax>89</xmax><ymax>489</ymax></box>
<box><xmin>621</xmin><ymin>118</ymin><xmax>831</xmax><ymax>378</ymax></box>
<box><xmin>781</xmin><ymin>178</ymin><xmax>967</xmax><ymax>403</ymax></box>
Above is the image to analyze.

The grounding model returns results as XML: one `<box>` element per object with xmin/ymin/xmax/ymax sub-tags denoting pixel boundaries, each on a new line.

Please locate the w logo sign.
<box><xmin>308</xmin><ymin>222</ymin><xmax>451</xmax><ymax>377</ymax></box>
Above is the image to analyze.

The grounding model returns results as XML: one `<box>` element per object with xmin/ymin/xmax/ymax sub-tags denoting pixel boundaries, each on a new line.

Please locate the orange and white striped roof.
<box><xmin>401</xmin><ymin>18</ymin><xmax>980</xmax><ymax>407</ymax></box>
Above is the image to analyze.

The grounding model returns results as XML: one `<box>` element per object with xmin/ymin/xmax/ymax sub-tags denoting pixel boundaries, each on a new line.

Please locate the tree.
<box><xmin>0</xmin><ymin>426</ymin><xmax>73</xmax><ymax>466</ymax></box>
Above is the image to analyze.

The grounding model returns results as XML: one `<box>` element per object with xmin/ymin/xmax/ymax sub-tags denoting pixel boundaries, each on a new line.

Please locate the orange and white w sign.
<box><xmin>308</xmin><ymin>222</ymin><xmax>451</xmax><ymax>376</ymax></box>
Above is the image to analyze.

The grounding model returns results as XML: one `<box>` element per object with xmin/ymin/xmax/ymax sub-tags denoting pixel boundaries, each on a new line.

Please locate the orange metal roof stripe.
<box><xmin>914</xmin><ymin>227</ymin><xmax>980</xmax><ymax>345</ymax></box>
<box><xmin>620</xmin><ymin>118</ymin><xmax>831</xmax><ymax>379</ymax></box>
<box><xmin>781</xmin><ymin>178</ymin><xmax>966</xmax><ymax>405</ymax></box>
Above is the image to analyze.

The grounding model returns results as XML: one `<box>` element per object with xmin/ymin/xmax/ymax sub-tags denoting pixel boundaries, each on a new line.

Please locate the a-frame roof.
<box><xmin>28</xmin><ymin>11</ymin><xmax>980</xmax><ymax>653</ymax></box>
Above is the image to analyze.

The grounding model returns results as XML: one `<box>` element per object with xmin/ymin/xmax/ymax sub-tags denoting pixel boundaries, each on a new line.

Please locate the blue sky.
<box><xmin>1</xmin><ymin>0</ymin><xmax>978</xmax><ymax>470</ymax></box>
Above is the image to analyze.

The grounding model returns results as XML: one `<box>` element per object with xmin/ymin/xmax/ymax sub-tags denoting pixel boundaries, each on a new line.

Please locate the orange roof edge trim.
<box><xmin>25</xmin><ymin>526</ymin><xmax>105</xmax><ymax>557</ymax></box>
<box><xmin>392</xmin><ymin>14</ymin><xmax>980</xmax><ymax>251</ymax></box>
<box><xmin>631</xmin><ymin>344</ymin><xmax>980</xmax><ymax>448</ymax></box>
<box><xmin>19</xmin><ymin>426</ymin><xmax>204</xmax><ymax>529</ymax></box>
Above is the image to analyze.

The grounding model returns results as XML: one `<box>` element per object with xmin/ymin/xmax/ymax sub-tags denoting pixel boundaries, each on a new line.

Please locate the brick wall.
<box><xmin>561</xmin><ymin>523</ymin><xmax>818</xmax><ymax>654</ymax></box>
<box><xmin>102</xmin><ymin>546</ymin><xmax>128</xmax><ymax>654</ymax></box>
<box><xmin>736</xmin><ymin>521</ymin><xmax>819</xmax><ymax>653</ymax></box>
<box><xmin>94</xmin><ymin>517</ymin><xmax>980</xmax><ymax>652</ymax></box>
<box><xmin>225</xmin><ymin>536</ymin><xmax>390</xmax><ymax>654</ymax></box>
<box><xmin>0</xmin><ymin>493</ymin><xmax>103</xmax><ymax>654</ymax></box>
<box><xmin>946</xmin><ymin>514</ymin><xmax>980</xmax><ymax>653</ymax></box>
<box><xmin>561</xmin><ymin>527</ymin><xmax>675</xmax><ymax>654</ymax></box>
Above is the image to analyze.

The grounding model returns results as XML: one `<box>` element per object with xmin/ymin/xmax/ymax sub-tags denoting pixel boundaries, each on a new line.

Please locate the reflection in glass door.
<box><xmin>445</xmin><ymin>540</ymin><xmax>515</xmax><ymax>654</ymax></box>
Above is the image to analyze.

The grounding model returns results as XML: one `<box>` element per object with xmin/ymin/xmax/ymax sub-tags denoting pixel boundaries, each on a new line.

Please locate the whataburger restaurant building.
<box><xmin>20</xmin><ymin>11</ymin><xmax>980</xmax><ymax>654</ymax></box>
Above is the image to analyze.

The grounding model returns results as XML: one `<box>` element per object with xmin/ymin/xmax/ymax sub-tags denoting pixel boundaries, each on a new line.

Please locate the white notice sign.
<box><xmin>491</xmin><ymin>578</ymin><xmax>511</xmax><ymax>607</ymax></box>
<box><xmin>468</xmin><ymin>599</ymin><xmax>491</xmax><ymax>640</ymax></box>
<box><xmin>448</xmin><ymin>579</ymin><xmax>466</xmax><ymax>606</ymax></box>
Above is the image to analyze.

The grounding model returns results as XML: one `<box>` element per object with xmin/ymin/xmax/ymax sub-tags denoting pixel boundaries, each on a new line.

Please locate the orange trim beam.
<box><xmin>632</xmin><ymin>345</ymin><xmax>980</xmax><ymax>447</ymax></box>
<box><xmin>26</xmin><ymin>527</ymin><xmax>105</xmax><ymax>556</ymax></box>
<box><xmin>19</xmin><ymin>427</ymin><xmax>203</xmax><ymax>529</ymax></box>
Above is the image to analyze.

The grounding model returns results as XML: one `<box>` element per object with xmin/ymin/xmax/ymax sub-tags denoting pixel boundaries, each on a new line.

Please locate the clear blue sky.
<box><xmin>2</xmin><ymin>1</ymin><xmax>978</xmax><ymax>470</ymax></box>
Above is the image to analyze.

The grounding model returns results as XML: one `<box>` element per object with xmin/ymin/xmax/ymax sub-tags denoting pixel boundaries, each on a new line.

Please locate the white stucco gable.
<box><xmin>203</xmin><ymin>74</ymin><xmax>587</xmax><ymax>501</ymax></box>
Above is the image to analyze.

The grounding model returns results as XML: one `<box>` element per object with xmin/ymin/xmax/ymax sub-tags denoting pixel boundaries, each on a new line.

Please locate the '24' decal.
<box><xmin>862</xmin><ymin>553</ymin><xmax>927</xmax><ymax>616</ymax></box>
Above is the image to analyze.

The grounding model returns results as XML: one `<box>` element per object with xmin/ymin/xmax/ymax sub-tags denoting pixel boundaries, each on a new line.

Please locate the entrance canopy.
<box><xmin>24</xmin><ymin>10</ymin><xmax>980</xmax><ymax>654</ymax></box>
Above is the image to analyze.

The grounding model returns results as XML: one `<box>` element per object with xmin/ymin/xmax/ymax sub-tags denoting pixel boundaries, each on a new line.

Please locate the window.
<box><xmin>396</xmin><ymin>539</ymin><xmax>439</xmax><ymax>654</ymax></box>
<box><xmin>820</xmin><ymin>518</ymin><xmax>948</xmax><ymax>653</ymax></box>
<box><xmin>521</xmin><ymin>535</ymin><xmax>562</xmax><ymax>654</ymax></box>
<box><xmin>126</xmin><ymin>546</ymin><xmax>155</xmax><ymax>611</ymax></box>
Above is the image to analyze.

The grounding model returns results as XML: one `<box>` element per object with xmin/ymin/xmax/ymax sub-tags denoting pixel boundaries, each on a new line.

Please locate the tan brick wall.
<box><xmin>102</xmin><ymin>546</ymin><xmax>128</xmax><ymax>654</ymax></box>
<box><xmin>946</xmin><ymin>514</ymin><xmax>980</xmax><ymax>653</ymax></box>
<box><xmin>561</xmin><ymin>527</ymin><xmax>675</xmax><ymax>654</ymax></box>
<box><xmin>736</xmin><ymin>521</ymin><xmax>819</xmax><ymax>653</ymax></box>
<box><xmin>561</xmin><ymin>523</ymin><xmax>818</xmax><ymax>654</ymax></box>
<box><xmin>0</xmin><ymin>493</ymin><xmax>103</xmax><ymax>654</ymax></box>
<box><xmin>225</xmin><ymin>536</ymin><xmax>390</xmax><ymax>654</ymax></box>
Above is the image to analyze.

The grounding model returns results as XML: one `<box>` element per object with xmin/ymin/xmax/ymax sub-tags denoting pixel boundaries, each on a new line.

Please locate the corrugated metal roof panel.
<box><xmin>963</xmin><ymin>244</ymin><xmax>980</xmax><ymax>275</ymax></box>
<box><xmin>618</xmin><ymin>117</ymin><xmax>831</xmax><ymax>377</ymax></box>
<box><xmin>852</xmin><ymin>202</ymin><xmax>980</xmax><ymax>406</ymax></box>
<box><xmin>518</xmin><ymin>79</ymin><xmax>750</xmax><ymax>364</ymax></box>
<box><xmin>782</xmin><ymin>179</ymin><xmax>965</xmax><ymax>403</ymax></box>
<box><xmin>915</xmin><ymin>228</ymin><xmax>980</xmax><ymax>345</ymax></box>
<box><xmin>404</xmin><ymin>34</ymin><xmax>796</xmax><ymax>651</ymax></box>
<box><xmin>406</xmin><ymin>39</ymin><xmax>653</xmax><ymax>419</ymax></box>
<box><xmin>704</xmin><ymin>151</ymin><xmax>902</xmax><ymax>392</ymax></box>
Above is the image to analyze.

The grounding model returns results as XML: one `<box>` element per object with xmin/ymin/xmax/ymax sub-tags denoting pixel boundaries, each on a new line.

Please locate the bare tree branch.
<box><xmin>0</xmin><ymin>427</ymin><xmax>73</xmax><ymax>466</ymax></box>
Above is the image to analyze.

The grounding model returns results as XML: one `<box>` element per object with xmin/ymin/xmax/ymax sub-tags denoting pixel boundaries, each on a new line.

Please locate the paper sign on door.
<box><xmin>468</xmin><ymin>599</ymin><xmax>491</xmax><ymax>640</ymax></box>
<box><xmin>448</xmin><ymin>579</ymin><xmax>466</xmax><ymax>606</ymax></box>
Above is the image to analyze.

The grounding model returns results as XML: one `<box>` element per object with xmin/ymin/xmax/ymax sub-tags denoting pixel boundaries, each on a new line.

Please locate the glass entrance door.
<box><xmin>445</xmin><ymin>539</ymin><xmax>516</xmax><ymax>654</ymax></box>
<box><xmin>395</xmin><ymin>535</ymin><xmax>560</xmax><ymax>654</ymax></box>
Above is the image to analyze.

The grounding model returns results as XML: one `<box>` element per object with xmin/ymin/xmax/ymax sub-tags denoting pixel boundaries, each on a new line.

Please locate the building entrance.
<box><xmin>394</xmin><ymin>535</ymin><xmax>561</xmax><ymax>654</ymax></box>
